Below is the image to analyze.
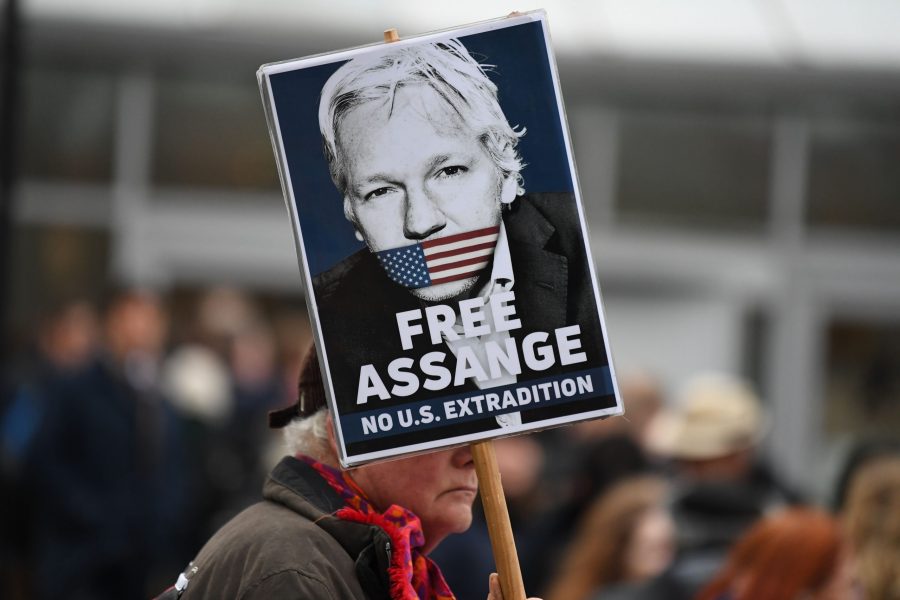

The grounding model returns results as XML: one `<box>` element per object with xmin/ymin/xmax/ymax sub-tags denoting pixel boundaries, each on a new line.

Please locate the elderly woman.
<box><xmin>160</xmin><ymin>345</ymin><xmax>480</xmax><ymax>599</ymax></box>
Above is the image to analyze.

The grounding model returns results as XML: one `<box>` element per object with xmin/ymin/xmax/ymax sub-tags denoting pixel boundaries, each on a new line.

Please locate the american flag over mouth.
<box><xmin>375</xmin><ymin>225</ymin><xmax>501</xmax><ymax>289</ymax></box>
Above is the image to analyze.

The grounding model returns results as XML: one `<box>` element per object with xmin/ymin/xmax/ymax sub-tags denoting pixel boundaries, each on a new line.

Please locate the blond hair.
<box><xmin>844</xmin><ymin>455</ymin><xmax>900</xmax><ymax>600</ymax></box>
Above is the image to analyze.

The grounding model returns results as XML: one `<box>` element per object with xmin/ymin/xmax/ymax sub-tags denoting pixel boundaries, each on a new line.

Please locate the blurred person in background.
<box><xmin>161</xmin><ymin>289</ymin><xmax>290</xmax><ymax>555</ymax></box>
<box><xmin>544</xmin><ymin>475</ymin><xmax>675</xmax><ymax>600</ymax></box>
<box><xmin>161</xmin><ymin>341</ymin><xmax>234</xmax><ymax>554</ymax></box>
<box><xmin>158</xmin><ymin>288</ymin><xmax>310</xmax><ymax>563</ymax></box>
<box><xmin>568</xmin><ymin>369</ymin><xmax>664</xmax><ymax>450</ymax></box>
<box><xmin>831</xmin><ymin>436</ymin><xmax>900</xmax><ymax>512</ymax></box>
<box><xmin>638</xmin><ymin>372</ymin><xmax>800</xmax><ymax>598</ymax></box>
<box><xmin>842</xmin><ymin>454</ymin><xmax>900</xmax><ymax>600</ymax></box>
<box><xmin>228</xmin><ymin>319</ymin><xmax>282</xmax><ymax>420</ymax></box>
<box><xmin>193</xmin><ymin>287</ymin><xmax>259</xmax><ymax>357</ymax></box>
<box><xmin>33</xmin><ymin>299</ymin><xmax>101</xmax><ymax>374</ymax></box>
<box><xmin>1</xmin><ymin>299</ymin><xmax>100</xmax><ymax>599</ymax></box>
<box><xmin>26</xmin><ymin>289</ymin><xmax>188</xmax><ymax>599</ymax></box>
<box><xmin>695</xmin><ymin>508</ymin><xmax>859</xmax><ymax>600</ymax></box>
<box><xmin>270</xmin><ymin>308</ymin><xmax>313</xmax><ymax>409</ymax></box>
<box><xmin>1</xmin><ymin>299</ymin><xmax>101</xmax><ymax>479</ymax></box>
<box><xmin>525</xmin><ymin>371</ymin><xmax>660</xmax><ymax>595</ymax></box>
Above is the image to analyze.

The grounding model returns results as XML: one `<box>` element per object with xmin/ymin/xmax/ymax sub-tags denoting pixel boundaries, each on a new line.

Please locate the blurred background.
<box><xmin>2</xmin><ymin>1</ymin><xmax>899</xmax><ymax>599</ymax></box>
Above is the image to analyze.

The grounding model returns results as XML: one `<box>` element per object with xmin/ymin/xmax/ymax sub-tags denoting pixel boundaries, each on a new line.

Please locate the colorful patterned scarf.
<box><xmin>298</xmin><ymin>455</ymin><xmax>456</xmax><ymax>600</ymax></box>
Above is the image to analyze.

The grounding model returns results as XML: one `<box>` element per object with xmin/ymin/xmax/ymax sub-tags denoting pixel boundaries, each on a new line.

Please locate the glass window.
<box><xmin>7</xmin><ymin>225</ymin><xmax>110</xmax><ymax>334</ymax></box>
<box><xmin>152</xmin><ymin>76</ymin><xmax>279</xmax><ymax>191</ymax></box>
<box><xmin>616</xmin><ymin>109</ymin><xmax>771</xmax><ymax>229</ymax></box>
<box><xmin>823</xmin><ymin>319</ymin><xmax>900</xmax><ymax>440</ymax></box>
<box><xmin>21</xmin><ymin>68</ymin><xmax>115</xmax><ymax>182</ymax></box>
<box><xmin>807</xmin><ymin>117</ymin><xmax>900</xmax><ymax>232</ymax></box>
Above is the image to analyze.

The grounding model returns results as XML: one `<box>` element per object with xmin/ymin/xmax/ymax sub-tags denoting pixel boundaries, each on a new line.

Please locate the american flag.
<box><xmin>375</xmin><ymin>225</ymin><xmax>500</xmax><ymax>289</ymax></box>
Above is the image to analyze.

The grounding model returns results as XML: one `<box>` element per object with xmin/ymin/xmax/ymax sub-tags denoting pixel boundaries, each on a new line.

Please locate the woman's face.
<box><xmin>622</xmin><ymin>508</ymin><xmax>676</xmax><ymax>582</ymax></box>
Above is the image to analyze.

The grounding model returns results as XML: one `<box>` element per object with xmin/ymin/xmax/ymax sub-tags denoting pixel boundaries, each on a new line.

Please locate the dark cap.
<box><xmin>268</xmin><ymin>343</ymin><xmax>327</xmax><ymax>428</ymax></box>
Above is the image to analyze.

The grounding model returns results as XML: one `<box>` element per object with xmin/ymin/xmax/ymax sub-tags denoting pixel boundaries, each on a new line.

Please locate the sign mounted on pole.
<box><xmin>259</xmin><ymin>10</ymin><xmax>622</xmax><ymax>467</ymax></box>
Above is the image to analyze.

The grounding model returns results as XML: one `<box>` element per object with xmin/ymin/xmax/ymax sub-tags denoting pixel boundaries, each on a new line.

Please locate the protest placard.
<box><xmin>258</xmin><ymin>10</ymin><xmax>622</xmax><ymax>468</ymax></box>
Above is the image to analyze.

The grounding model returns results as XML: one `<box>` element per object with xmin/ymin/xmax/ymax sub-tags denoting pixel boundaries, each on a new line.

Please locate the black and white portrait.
<box><xmin>260</xmin><ymin>13</ymin><xmax>620</xmax><ymax>464</ymax></box>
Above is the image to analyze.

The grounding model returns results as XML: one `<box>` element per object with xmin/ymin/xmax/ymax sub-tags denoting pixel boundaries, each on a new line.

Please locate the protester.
<box><xmin>160</xmin><ymin>343</ymin><xmax>235</xmax><ymax>552</ymax></box>
<box><xmin>223</xmin><ymin>321</ymin><xmax>285</xmax><ymax>505</ymax></box>
<box><xmin>842</xmin><ymin>454</ymin><xmax>900</xmax><ymax>600</ymax></box>
<box><xmin>831</xmin><ymin>437</ymin><xmax>900</xmax><ymax>511</ymax></box>
<box><xmin>524</xmin><ymin>372</ymin><xmax>660</xmax><ymax>595</ymax></box>
<box><xmin>568</xmin><ymin>369</ymin><xmax>663</xmax><ymax>448</ymax></box>
<box><xmin>640</xmin><ymin>373</ymin><xmax>799</xmax><ymax>597</ymax></box>
<box><xmin>544</xmin><ymin>476</ymin><xmax>674</xmax><ymax>600</ymax></box>
<box><xmin>695</xmin><ymin>508</ymin><xmax>859</xmax><ymax>600</ymax></box>
<box><xmin>34</xmin><ymin>299</ymin><xmax>101</xmax><ymax>373</ymax></box>
<box><xmin>1</xmin><ymin>299</ymin><xmax>100</xmax><ymax>599</ymax></box>
<box><xmin>160</xmin><ymin>344</ymin><xmax>499</xmax><ymax>599</ymax></box>
<box><xmin>27</xmin><ymin>290</ymin><xmax>187</xmax><ymax>599</ymax></box>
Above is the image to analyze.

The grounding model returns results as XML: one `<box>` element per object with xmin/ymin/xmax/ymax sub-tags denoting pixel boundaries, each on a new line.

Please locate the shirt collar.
<box><xmin>478</xmin><ymin>219</ymin><xmax>514</xmax><ymax>298</ymax></box>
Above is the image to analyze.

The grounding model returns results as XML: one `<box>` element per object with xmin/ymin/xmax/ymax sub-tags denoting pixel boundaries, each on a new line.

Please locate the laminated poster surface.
<box><xmin>259</xmin><ymin>11</ymin><xmax>623</xmax><ymax>467</ymax></box>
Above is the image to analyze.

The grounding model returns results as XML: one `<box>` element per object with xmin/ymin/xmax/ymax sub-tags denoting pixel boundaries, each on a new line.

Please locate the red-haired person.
<box><xmin>696</xmin><ymin>508</ymin><xmax>859</xmax><ymax>600</ymax></box>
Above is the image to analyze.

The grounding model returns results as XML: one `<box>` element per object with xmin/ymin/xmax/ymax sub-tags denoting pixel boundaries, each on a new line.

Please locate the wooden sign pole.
<box><xmin>472</xmin><ymin>440</ymin><xmax>527</xmax><ymax>600</ymax></box>
<box><xmin>379</xmin><ymin>27</ymin><xmax>526</xmax><ymax>600</ymax></box>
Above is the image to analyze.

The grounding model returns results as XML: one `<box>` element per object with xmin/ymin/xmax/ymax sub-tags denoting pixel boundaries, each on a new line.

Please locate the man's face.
<box><xmin>351</xmin><ymin>445</ymin><xmax>477</xmax><ymax>554</ymax></box>
<box><xmin>336</xmin><ymin>84</ymin><xmax>515</xmax><ymax>302</ymax></box>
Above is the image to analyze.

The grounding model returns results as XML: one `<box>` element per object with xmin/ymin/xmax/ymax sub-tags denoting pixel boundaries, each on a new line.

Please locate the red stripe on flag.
<box><xmin>420</xmin><ymin>226</ymin><xmax>500</xmax><ymax>249</ymax></box>
<box><xmin>427</xmin><ymin>255</ymin><xmax>490</xmax><ymax>274</ymax></box>
<box><xmin>423</xmin><ymin>241</ymin><xmax>497</xmax><ymax>262</ymax></box>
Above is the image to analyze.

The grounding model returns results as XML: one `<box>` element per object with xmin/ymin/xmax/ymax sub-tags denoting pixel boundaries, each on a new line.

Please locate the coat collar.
<box><xmin>266</xmin><ymin>457</ymin><xmax>393</xmax><ymax>600</ymax></box>
<box><xmin>502</xmin><ymin>196</ymin><xmax>569</xmax><ymax>334</ymax></box>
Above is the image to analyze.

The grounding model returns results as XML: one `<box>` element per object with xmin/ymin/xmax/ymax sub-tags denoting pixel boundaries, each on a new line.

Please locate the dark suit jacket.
<box><xmin>313</xmin><ymin>193</ymin><xmax>612</xmax><ymax>456</ymax></box>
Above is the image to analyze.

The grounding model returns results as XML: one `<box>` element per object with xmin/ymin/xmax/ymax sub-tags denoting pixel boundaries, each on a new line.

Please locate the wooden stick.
<box><xmin>472</xmin><ymin>440</ymin><xmax>526</xmax><ymax>600</ymax></box>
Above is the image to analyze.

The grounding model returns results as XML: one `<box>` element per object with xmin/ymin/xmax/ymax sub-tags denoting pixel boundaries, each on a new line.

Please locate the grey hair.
<box><xmin>318</xmin><ymin>38</ymin><xmax>525</xmax><ymax>197</ymax></box>
<box><xmin>282</xmin><ymin>408</ymin><xmax>336</xmax><ymax>466</ymax></box>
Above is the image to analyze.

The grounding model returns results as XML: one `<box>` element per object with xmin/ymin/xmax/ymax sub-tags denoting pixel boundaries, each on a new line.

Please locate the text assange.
<box><xmin>356</xmin><ymin>290</ymin><xmax>587</xmax><ymax>404</ymax></box>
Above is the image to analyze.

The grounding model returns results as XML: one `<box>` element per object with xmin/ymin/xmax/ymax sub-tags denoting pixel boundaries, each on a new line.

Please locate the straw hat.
<box><xmin>645</xmin><ymin>373</ymin><xmax>767</xmax><ymax>460</ymax></box>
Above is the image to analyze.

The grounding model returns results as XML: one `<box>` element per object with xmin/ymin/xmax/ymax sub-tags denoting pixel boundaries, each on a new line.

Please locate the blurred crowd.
<box><xmin>2</xmin><ymin>288</ymin><xmax>899</xmax><ymax>600</ymax></box>
<box><xmin>1</xmin><ymin>288</ymin><xmax>310</xmax><ymax>599</ymax></box>
<box><xmin>431</xmin><ymin>373</ymin><xmax>900</xmax><ymax>600</ymax></box>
